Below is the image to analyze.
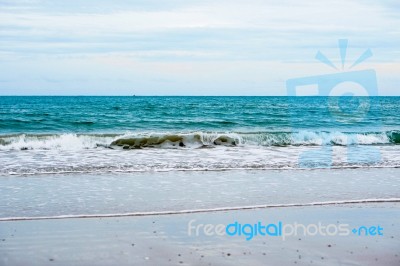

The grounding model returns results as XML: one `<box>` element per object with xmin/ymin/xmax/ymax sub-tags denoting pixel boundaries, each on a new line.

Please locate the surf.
<box><xmin>0</xmin><ymin>130</ymin><xmax>398</xmax><ymax>151</ymax></box>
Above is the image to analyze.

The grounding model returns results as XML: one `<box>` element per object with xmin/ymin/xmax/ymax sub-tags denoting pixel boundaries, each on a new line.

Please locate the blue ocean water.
<box><xmin>1</xmin><ymin>96</ymin><xmax>400</xmax><ymax>134</ymax></box>
<box><xmin>0</xmin><ymin>96</ymin><xmax>399</xmax><ymax>174</ymax></box>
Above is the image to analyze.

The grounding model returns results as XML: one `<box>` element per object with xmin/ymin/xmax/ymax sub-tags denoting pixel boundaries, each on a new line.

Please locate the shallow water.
<box><xmin>1</xmin><ymin>168</ymin><xmax>399</xmax><ymax>218</ymax></box>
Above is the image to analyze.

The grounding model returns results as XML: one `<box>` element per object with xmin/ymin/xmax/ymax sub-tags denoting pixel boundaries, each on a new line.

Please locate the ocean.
<box><xmin>0</xmin><ymin>96</ymin><xmax>399</xmax><ymax>176</ymax></box>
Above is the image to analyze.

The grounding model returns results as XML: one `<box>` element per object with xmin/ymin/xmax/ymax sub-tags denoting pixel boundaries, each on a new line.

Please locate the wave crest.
<box><xmin>0</xmin><ymin>130</ymin><xmax>398</xmax><ymax>150</ymax></box>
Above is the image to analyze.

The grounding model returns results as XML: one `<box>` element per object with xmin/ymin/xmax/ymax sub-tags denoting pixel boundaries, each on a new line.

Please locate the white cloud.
<box><xmin>0</xmin><ymin>0</ymin><xmax>399</xmax><ymax>95</ymax></box>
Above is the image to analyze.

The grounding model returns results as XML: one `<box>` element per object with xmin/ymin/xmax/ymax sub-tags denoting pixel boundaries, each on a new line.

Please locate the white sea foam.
<box><xmin>0</xmin><ymin>131</ymin><xmax>398</xmax><ymax>175</ymax></box>
<box><xmin>0</xmin><ymin>130</ymin><xmax>395</xmax><ymax>151</ymax></box>
<box><xmin>0</xmin><ymin>134</ymin><xmax>116</xmax><ymax>150</ymax></box>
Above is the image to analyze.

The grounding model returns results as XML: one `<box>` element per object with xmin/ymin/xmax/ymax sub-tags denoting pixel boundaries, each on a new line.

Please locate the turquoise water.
<box><xmin>0</xmin><ymin>96</ymin><xmax>399</xmax><ymax>174</ymax></box>
<box><xmin>1</xmin><ymin>96</ymin><xmax>400</xmax><ymax>133</ymax></box>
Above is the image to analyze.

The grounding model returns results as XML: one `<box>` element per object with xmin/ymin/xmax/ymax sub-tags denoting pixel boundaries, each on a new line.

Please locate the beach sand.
<box><xmin>1</xmin><ymin>168</ymin><xmax>399</xmax><ymax>265</ymax></box>
<box><xmin>0</xmin><ymin>203</ymin><xmax>399</xmax><ymax>266</ymax></box>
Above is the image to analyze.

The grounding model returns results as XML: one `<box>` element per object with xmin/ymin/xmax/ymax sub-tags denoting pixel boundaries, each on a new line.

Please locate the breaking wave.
<box><xmin>0</xmin><ymin>130</ymin><xmax>399</xmax><ymax>151</ymax></box>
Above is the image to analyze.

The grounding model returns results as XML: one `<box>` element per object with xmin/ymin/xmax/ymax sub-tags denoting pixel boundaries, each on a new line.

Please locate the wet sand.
<box><xmin>1</xmin><ymin>203</ymin><xmax>399</xmax><ymax>266</ymax></box>
<box><xmin>1</xmin><ymin>168</ymin><xmax>399</xmax><ymax>265</ymax></box>
<box><xmin>1</xmin><ymin>168</ymin><xmax>400</xmax><ymax>218</ymax></box>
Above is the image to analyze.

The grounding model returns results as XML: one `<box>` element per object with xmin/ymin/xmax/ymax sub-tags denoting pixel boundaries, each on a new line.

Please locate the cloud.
<box><xmin>0</xmin><ymin>0</ymin><xmax>399</xmax><ymax>95</ymax></box>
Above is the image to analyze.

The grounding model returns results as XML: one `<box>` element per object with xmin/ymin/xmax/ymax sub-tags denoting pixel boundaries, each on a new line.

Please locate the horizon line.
<box><xmin>0</xmin><ymin>95</ymin><xmax>398</xmax><ymax>97</ymax></box>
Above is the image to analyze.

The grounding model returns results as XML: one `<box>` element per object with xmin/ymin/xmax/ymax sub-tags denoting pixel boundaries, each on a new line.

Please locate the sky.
<box><xmin>0</xmin><ymin>0</ymin><xmax>399</xmax><ymax>95</ymax></box>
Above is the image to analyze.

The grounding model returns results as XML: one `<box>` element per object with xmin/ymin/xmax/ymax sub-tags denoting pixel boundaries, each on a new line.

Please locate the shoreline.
<box><xmin>1</xmin><ymin>198</ymin><xmax>399</xmax><ymax>222</ymax></box>
<box><xmin>1</xmin><ymin>168</ymin><xmax>400</xmax><ymax>219</ymax></box>
<box><xmin>2</xmin><ymin>164</ymin><xmax>400</xmax><ymax>177</ymax></box>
